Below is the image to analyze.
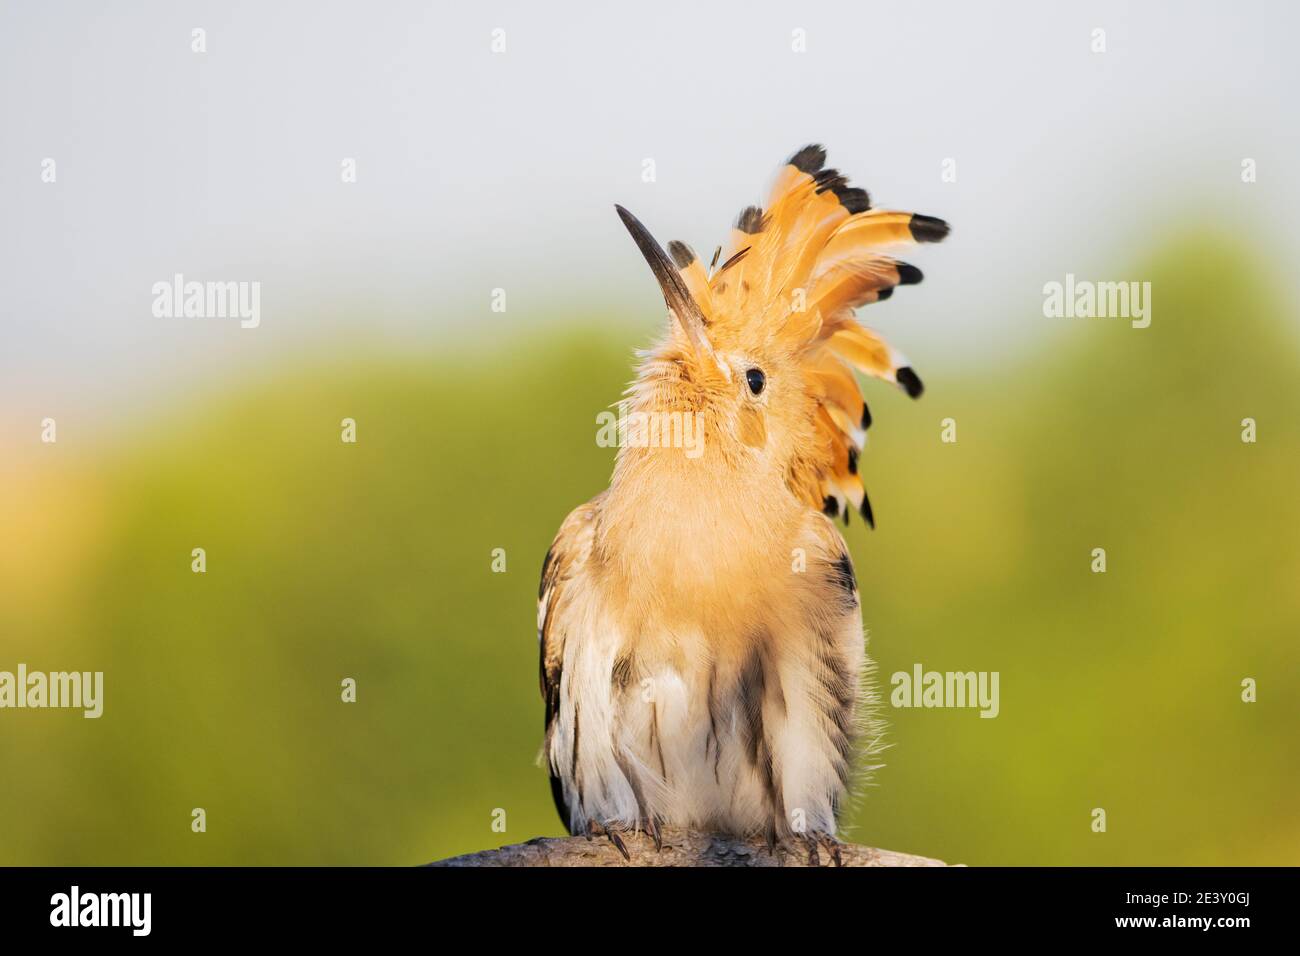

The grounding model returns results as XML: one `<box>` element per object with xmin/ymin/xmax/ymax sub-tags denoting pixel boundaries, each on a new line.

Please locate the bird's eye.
<box><xmin>745</xmin><ymin>368</ymin><xmax>766</xmax><ymax>396</ymax></box>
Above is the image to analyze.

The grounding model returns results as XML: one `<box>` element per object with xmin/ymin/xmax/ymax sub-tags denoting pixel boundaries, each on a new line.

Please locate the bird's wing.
<box><xmin>537</xmin><ymin>493</ymin><xmax>602</xmax><ymax>832</ymax></box>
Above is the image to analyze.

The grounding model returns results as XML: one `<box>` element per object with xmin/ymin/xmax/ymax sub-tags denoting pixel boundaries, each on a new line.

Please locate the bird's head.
<box><xmin>614</xmin><ymin>204</ymin><xmax>818</xmax><ymax>477</ymax></box>
<box><xmin>611</xmin><ymin>146</ymin><xmax>947</xmax><ymax>526</ymax></box>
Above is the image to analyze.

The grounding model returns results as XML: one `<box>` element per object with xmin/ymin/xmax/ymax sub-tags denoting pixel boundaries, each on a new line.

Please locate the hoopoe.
<box><xmin>537</xmin><ymin>145</ymin><xmax>948</xmax><ymax>863</ymax></box>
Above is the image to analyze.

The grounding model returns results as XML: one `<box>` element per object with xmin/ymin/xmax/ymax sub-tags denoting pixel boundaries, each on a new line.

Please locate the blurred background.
<box><xmin>1</xmin><ymin>1</ymin><xmax>1297</xmax><ymax>865</ymax></box>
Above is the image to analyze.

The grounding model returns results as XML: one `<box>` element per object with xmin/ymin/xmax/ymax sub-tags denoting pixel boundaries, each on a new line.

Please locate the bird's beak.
<box><xmin>615</xmin><ymin>204</ymin><xmax>714</xmax><ymax>360</ymax></box>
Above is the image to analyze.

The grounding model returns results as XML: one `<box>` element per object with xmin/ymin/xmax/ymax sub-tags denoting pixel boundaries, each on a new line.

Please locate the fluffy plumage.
<box><xmin>538</xmin><ymin>146</ymin><xmax>947</xmax><ymax>854</ymax></box>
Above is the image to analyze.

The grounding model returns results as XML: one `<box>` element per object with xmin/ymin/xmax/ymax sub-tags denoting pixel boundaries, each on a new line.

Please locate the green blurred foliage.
<box><xmin>2</xmin><ymin>235</ymin><xmax>1297</xmax><ymax>864</ymax></box>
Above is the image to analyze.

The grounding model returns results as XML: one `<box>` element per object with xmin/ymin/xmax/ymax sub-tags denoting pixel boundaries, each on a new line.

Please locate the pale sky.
<box><xmin>3</xmin><ymin>0</ymin><xmax>1298</xmax><ymax>437</ymax></box>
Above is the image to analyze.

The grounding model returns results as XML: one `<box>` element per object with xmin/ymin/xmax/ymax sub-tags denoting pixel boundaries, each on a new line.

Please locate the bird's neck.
<box><xmin>597</xmin><ymin>410</ymin><xmax>802</xmax><ymax>627</ymax></box>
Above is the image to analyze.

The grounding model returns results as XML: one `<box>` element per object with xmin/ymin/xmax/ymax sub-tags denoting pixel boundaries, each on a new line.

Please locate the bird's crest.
<box><xmin>616</xmin><ymin>144</ymin><xmax>949</xmax><ymax>527</ymax></box>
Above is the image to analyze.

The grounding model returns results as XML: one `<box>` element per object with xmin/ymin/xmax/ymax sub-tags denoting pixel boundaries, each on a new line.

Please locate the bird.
<box><xmin>537</xmin><ymin>145</ymin><xmax>948</xmax><ymax>864</ymax></box>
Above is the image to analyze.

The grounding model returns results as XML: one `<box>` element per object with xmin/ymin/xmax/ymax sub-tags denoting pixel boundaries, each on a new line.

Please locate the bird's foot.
<box><xmin>798</xmin><ymin>831</ymin><xmax>845</xmax><ymax>867</ymax></box>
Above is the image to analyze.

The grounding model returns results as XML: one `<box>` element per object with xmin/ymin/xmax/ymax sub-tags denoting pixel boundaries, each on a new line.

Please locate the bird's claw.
<box><xmin>645</xmin><ymin>816</ymin><xmax>664</xmax><ymax>852</ymax></box>
<box><xmin>588</xmin><ymin>820</ymin><xmax>632</xmax><ymax>862</ymax></box>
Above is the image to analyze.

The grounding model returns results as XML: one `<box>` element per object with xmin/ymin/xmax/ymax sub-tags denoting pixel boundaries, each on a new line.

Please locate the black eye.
<box><xmin>746</xmin><ymin>368</ymin><xmax>766</xmax><ymax>396</ymax></box>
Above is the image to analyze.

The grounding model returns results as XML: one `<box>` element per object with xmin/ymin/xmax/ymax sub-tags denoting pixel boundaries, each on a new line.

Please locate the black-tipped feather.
<box><xmin>896</xmin><ymin>263</ymin><xmax>924</xmax><ymax>285</ymax></box>
<box><xmin>736</xmin><ymin>205</ymin><xmax>765</xmax><ymax>234</ymax></box>
<box><xmin>908</xmin><ymin>214</ymin><xmax>950</xmax><ymax>243</ymax></box>
<box><xmin>788</xmin><ymin>144</ymin><xmax>827</xmax><ymax>174</ymax></box>
<box><xmin>667</xmin><ymin>240</ymin><xmax>695</xmax><ymax>269</ymax></box>
<box><xmin>834</xmin><ymin>186</ymin><xmax>871</xmax><ymax>214</ymax></box>
<box><xmin>896</xmin><ymin>366</ymin><xmax>924</xmax><ymax>399</ymax></box>
<box><xmin>812</xmin><ymin>168</ymin><xmax>847</xmax><ymax>194</ymax></box>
